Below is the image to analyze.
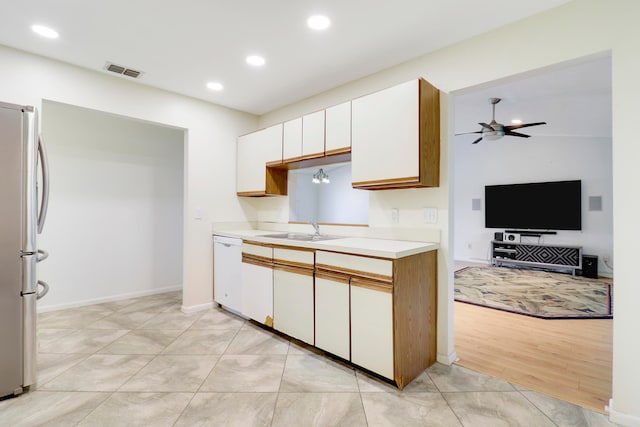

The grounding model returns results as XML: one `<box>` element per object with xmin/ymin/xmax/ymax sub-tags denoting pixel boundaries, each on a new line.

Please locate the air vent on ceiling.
<box><xmin>104</xmin><ymin>62</ymin><xmax>143</xmax><ymax>79</ymax></box>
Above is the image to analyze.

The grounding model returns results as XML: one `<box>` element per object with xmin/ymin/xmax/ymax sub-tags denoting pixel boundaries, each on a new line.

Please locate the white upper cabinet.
<box><xmin>325</xmin><ymin>101</ymin><xmax>351</xmax><ymax>155</ymax></box>
<box><xmin>351</xmin><ymin>78</ymin><xmax>439</xmax><ymax>190</ymax></box>
<box><xmin>302</xmin><ymin>110</ymin><xmax>325</xmax><ymax>159</ymax></box>
<box><xmin>237</xmin><ymin>123</ymin><xmax>286</xmax><ymax>196</ymax></box>
<box><xmin>283</xmin><ymin>118</ymin><xmax>302</xmax><ymax>163</ymax></box>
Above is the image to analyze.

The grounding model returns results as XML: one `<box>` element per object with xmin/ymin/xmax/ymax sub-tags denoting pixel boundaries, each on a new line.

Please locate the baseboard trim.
<box><xmin>607</xmin><ymin>399</ymin><xmax>640</xmax><ymax>426</ymax></box>
<box><xmin>437</xmin><ymin>350</ymin><xmax>458</xmax><ymax>365</ymax></box>
<box><xmin>181</xmin><ymin>302</ymin><xmax>214</xmax><ymax>314</ymax></box>
<box><xmin>37</xmin><ymin>285</ymin><xmax>182</xmax><ymax>313</ymax></box>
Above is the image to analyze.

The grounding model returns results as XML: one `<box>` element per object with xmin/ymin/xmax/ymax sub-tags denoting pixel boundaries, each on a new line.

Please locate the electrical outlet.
<box><xmin>603</xmin><ymin>255</ymin><xmax>611</xmax><ymax>264</ymax></box>
<box><xmin>391</xmin><ymin>208</ymin><xmax>399</xmax><ymax>224</ymax></box>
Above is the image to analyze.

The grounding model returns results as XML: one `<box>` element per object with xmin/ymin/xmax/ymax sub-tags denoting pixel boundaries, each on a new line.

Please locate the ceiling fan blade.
<box><xmin>471</xmin><ymin>137</ymin><xmax>483</xmax><ymax>144</ymax></box>
<box><xmin>504</xmin><ymin>121</ymin><xmax>547</xmax><ymax>131</ymax></box>
<box><xmin>479</xmin><ymin>122</ymin><xmax>494</xmax><ymax>131</ymax></box>
<box><xmin>455</xmin><ymin>130</ymin><xmax>483</xmax><ymax>136</ymax></box>
<box><xmin>504</xmin><ymin>130</ymin><xmax>531</xmax><ymax>138</ymax></box>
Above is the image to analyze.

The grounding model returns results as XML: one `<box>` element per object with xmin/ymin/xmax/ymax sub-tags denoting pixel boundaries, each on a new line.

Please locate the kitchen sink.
<box><xmin>263</xmin><ymin>233</ymin><xmax>342</xmax><ymax>242</ymax></box>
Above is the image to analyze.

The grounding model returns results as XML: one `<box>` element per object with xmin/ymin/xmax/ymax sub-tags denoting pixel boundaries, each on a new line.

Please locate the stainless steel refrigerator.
<box><xmin>0</xmin><ymin>101</ymin><xmax>50</xmax><ymax>398</ymax></box>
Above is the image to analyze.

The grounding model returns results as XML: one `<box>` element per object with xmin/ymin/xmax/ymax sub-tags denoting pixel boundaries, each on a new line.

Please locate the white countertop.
<box><xmin>214</xmin><ymin>229</ymin><xmax>438</xmax><ymax>259</ymax></box>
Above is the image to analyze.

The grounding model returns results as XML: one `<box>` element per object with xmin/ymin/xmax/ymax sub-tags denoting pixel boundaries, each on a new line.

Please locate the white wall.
<box><xmin>255</xmin><ymin>1</ymin><xmax>640</xmax><ymax>422</ymax></box>
<box><xmin>38</xmin><ymin>102</ymin><xmax>184</xmax><ymax>310</ymax></box>
<box><xmin>0</xmin><ymin>44</ymin><xmax>258</xmax><ymax>312</ymax></box>
<box><xmin>453</xmin><ymin>135</ymin><xmax>613</xmax><ymax>275</ymax></box>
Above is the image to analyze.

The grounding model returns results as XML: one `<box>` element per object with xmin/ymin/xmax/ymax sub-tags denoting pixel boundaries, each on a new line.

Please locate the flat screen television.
<box><xmin>485</xmin><ymin>180</ymin><xmax>582</xmax><ymax>230</ymax></box>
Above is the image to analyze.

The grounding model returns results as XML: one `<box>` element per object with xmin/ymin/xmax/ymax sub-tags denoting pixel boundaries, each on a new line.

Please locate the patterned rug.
<box><xmin>454</xmin><ymin>266</ymin><xmax>613</xmax><ymax>319</ymax></box>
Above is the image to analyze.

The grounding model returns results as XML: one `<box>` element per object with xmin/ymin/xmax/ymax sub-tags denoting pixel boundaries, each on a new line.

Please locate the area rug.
<box><xmin>454</xmin><ymin>266</ymin><xmax>612</xmax><ymax>319</ymax></box>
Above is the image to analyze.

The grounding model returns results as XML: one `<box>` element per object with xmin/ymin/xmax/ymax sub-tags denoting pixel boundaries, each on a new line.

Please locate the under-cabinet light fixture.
<box><xmin>312</xmin><ymin>168</ymin><xmax>330</xmax><ymax>184</ymax></box>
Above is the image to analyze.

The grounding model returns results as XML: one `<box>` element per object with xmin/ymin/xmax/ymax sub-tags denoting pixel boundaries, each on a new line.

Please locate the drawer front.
<box><xmin>316</xmin><ymin>251</ymin><xmax>392</xmax><ymax>282</ymax></box>
<box><xmin>242</xmin><ymin>241</ymin><xmax>273</xmax><ymax>260</ymax></box>
<box><xmin>273</xmin><ymin>247</ymin><xmax>314</xmax><ymax>268</ymax></box>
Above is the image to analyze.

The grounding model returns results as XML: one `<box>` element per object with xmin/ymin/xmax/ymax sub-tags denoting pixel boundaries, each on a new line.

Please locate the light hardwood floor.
<box><xmin>454</xmin><ymin>300</ymin><xmax>613</xmax><ymax>414</ymax></box>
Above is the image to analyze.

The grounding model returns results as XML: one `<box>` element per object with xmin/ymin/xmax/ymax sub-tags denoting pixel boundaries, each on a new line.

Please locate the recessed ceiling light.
<box><xmin>511</xmin><ymin>119</ymin><xmax>523</xmax><ymax>124</ymax></box>
<box><xmin>246</xmin><ymin>55</ymin><xmax>265</xmax><ymax>67</ymax></box>
<box><xmin>307</xmin><ymin>15</ymin><xmax>331</xmax><ymax>30</ymax></box>
<box><xmin>31</xmin><ymin>24</ymin><xmax>59</xmax><ymax>39</ymax></box>
<box><xmin>206</xmin><ymin>81</ymin><xmax>223</xmax><ymax>91</ymax></box>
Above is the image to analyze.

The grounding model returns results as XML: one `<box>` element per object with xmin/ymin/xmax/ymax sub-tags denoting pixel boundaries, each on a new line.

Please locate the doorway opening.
<box><xmin>39</xmin><ymin>101</ymin><xmax>185</xmax><ymax>310</ymax></box>
<box><xmin>450</xmin><ymin>54</ymin><xmax>613</xmax><ymax>412</ymax></box>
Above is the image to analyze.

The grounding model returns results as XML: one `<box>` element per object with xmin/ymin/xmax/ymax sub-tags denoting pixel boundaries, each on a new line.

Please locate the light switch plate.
<box><xmin>194</xmin><ymin>207</ymin><xmax>203</xmax><ymax>220</ymax></box>
<box><xmin>423</xmin><ymin>207</ymin><xmax>437</xmax><ymax>224</ymax></box>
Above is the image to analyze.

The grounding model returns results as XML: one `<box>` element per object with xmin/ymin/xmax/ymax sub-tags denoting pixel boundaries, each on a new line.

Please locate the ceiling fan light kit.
<box><xmin>456</xmin><ymin>97</ymin><xmax>546</xmax><ymax>144</ymax></box>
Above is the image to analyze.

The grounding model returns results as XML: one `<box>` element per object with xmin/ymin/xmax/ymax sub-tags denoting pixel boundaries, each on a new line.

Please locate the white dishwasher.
<box><xmin>213</xmin><ymin>235</ymin><xmax>243</xmax><ymax>313</ymax></box>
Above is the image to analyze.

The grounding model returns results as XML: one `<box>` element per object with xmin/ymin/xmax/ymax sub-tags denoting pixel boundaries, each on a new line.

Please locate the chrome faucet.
<box><xmin>310</xmin><ymin>222</ymin><xmax>320</xmax><ymax>236</ymax></box>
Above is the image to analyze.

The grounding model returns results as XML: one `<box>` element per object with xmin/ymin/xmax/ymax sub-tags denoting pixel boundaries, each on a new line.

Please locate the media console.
<box><xmin>491</xmin><ymin>240</ymin><xmax>582</xmax><ymax>276</ymax></box>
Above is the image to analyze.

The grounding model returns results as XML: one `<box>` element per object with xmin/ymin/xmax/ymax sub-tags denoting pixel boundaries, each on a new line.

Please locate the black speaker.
<box><xmin>494</xmin><ymin>232</ymin><xmax>503</xmax><ymax>241</ymax></box>
<box><xmin>582</xmin><ymin>255</ymin><xmax>598</xmax><ymax>279</ymax></box>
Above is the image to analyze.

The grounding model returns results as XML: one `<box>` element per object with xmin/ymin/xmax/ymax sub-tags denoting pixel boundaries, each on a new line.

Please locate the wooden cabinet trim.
<box><xmin>273</xmin><ymin>264</ymin><xmax>314</xmax><ymax>276</ymax></box>
<box><xmin>324</xmin><ymin>147</ymin><xmax>351</xmax><ymax>156</ymax></box>
<box><xmin>273</xmin><ymin>259</ymin><xmax>314</xmax><ymax>270</ymax></box>
<box><xmin>353</xmin><ymin>176</ymin><xmax>420</xmax><ymax>189</ymax></box>
<box><xmin>315</xmin><ymin>270</ymin><xmax>350</xmax><ymax>284</ymax></box>
<box><xmin>351</xmin><ymin>277</ymin><xmax>393</xmax><ymax>293</ymax></box>
<box><xmin>242</xmin><ymin>240</ymin><xmax>273</xmax><ymax>248</ymax></box>
<box><xmin>418</xmin><ymin>78</ymin><xmax>440</xmax><ymax>188</ymax></box>
<box><xmin>316</xmin><ymin>263</ymin><xmax>392</xmax><ymax>283</ymax></box>
<box><xmin>300</xmin><ymin>152</ymin><xmax>325</xmax><ymax>161</ymax></box>
<box><xmin>242</xmin><ymin>255</ymin><xmax>274</xmax><ymax>267</ymax></box>
<box><xmin>237</xmin><ymin>190</ymin><xmax>267</xmax><ymax>197</ymax></box>
<box><xmin>282</xmin><ymin>156</ymin><xmax>304</xmax><ymax>164</ymax></box>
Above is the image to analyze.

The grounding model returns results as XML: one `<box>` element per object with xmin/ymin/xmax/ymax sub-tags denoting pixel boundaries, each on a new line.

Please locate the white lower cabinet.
<box><xmin>241</xmin><ymin>259</ymin><xmax>273</xmax><ymax>325</ymax></box>
<box><xmin>350</xmin><ymin>280</ymin><xmax>394</xmax><ymax>379</ymax></box>
<box><xmin>273</xmin><ymin>266</ymin><xmax>314</xmax><ymax>344</ymax></box>
<box><xmin>314</xmin><ymin>273</ymin><xmax>350</xmax><ymax>360</ymax></box>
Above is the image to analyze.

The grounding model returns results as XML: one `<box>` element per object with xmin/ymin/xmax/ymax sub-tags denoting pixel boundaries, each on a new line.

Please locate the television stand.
<box><xmin>491</xmin><ymin>240</ymin><xmax>582</xmax><ymax>276</ymax></box>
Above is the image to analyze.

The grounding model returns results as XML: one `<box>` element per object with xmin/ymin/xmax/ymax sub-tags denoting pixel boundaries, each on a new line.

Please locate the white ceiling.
<box><xmin>0</xmin><ymin>0</ymin><xmax>570</xmax><ymax>115</ymax></box>
<box><xmin>454</xmin><ymin>56</ymin><xmax>612</xmax><ymax>140</ymax></box>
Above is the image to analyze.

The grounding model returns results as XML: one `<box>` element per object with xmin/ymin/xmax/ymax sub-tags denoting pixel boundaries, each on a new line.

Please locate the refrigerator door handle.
<box><xmin>37</xmin><ymin>134</ymin><xmax>50</xmax><ymax>234</ymax></box>
<box><xmin>36</xmin><ymin>248</ymin><xmax>49</xmax><ymax>263</ymax></box>
<box><xmin>36</xmin><ymin>280</ymin><xmax>49</xmax><ymax>300</ymax></box>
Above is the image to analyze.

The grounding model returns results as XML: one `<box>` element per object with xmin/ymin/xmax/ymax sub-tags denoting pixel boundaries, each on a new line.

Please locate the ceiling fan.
<box><xmin>456</xmin><ymin>97</ymin><xmax>546</xmax><ymax>144</ymax></box>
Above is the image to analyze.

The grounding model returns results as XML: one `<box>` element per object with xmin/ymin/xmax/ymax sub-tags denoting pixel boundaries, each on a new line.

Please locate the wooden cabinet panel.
<box><xmin>315</xmin><ymin>273</ymin><xmax>350</xmax><ymax>360</ymax></box>
<box><xmin>302</xmin><ymin>110</ymin><xmax>325</xmax><ymax>159</ymax></box>
<box><xmin>283</xmin><ymin>118</ymin><xmax>303</xmax><ymax>163</ymax></box>
<box><xmin>325</xmin><ymin>101</ymin><xmax>351</xmax><ymax>155</ymax></box>
<box><xmin>273</xmin><ymin>266</ymin><xmax>314</xmax><ymax>344</ymax></box>
<box><xmin>351</xmin><ymin>78</ymin><xmax>439</xmax><ymax>190</ymax></box>
<box><xmin>350</xmin><ymin>281</ymin><xmax>394</xmax><ymax>379</ymax></box>
<box><xmin>241</xmin><ymin>259</ymin><xmax>273</xmax><ymax>326</ymax></box>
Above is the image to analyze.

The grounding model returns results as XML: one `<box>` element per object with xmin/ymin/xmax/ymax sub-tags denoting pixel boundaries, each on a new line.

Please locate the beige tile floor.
<box><xmin>0</xmin><ymin>291</ymin><xmax>620</xmax><ymax>426</ymax></box>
